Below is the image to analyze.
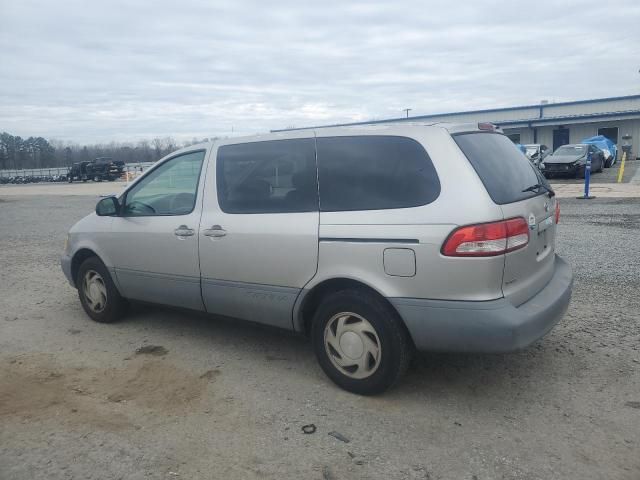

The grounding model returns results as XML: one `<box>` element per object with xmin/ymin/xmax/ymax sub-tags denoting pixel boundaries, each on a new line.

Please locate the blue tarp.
<box><xmin>581</xmin><ymin>135</ymin><xmax>617</xmax><ymax>162</ymax></box>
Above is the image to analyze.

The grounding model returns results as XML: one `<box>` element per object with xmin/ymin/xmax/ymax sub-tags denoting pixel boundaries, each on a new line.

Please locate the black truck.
<box><xmin>68</xmin><ymin>157</ymin><xmax>125</xmax><ymax>182</ymax></box>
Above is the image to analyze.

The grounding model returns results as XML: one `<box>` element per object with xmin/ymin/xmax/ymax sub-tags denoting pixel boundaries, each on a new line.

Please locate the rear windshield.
<box><xmin>454</xmin><ymin>132</ymin><xmax>544</xmax><ymax>205</ymax></box>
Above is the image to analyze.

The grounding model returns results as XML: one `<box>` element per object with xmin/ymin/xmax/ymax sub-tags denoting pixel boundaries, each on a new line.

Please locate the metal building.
<box><xmin>275</xmin><ymin>94</ymin><xmax>640</xmax><ymax>159</ymax></box>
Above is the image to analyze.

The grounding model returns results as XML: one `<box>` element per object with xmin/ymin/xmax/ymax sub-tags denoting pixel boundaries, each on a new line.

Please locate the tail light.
<box><xmin>555</xmin><ymin>200</ymin><xmax>560</xmax><ymax>224</ymax></box>
<box><xmin>442</xmin><ymin>217</ymin><xmax>529</xmax><ymax>257</ymax></box>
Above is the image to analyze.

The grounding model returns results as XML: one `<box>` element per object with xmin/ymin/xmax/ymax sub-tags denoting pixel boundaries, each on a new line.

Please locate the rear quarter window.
<box><xmin>316</xmin><ymin>135</ymin><xmax>440</xmax><ymax>212</ymax></box>
<box><xmin>454</xmin><ymin>132</ymin><xmax>542</xmax><ymax>205</ymax></box>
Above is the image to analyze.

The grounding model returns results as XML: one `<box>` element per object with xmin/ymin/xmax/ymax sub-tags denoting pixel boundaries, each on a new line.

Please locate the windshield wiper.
<box><xmin>522</xmin><ymin>183</ymin><xmax>555</xmax><ymax>197</ymax></box>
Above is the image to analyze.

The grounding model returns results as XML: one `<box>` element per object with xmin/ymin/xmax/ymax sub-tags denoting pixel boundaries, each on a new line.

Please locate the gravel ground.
<box><xmin>0</xmin><ymin>192</ymin><xmax>639</xmax><ymax>480</ymax></box>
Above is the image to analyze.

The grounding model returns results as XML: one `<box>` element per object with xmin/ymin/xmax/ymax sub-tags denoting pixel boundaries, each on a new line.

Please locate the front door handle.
<box><xmin>203</xmin><ymin>225</ymin><xmax>227</xmax><ymax>238</ymax></box>
<box><xmin>174</xmin><ymin>225</ymin><xmax>195</xmax><ymax>237</ymax></box>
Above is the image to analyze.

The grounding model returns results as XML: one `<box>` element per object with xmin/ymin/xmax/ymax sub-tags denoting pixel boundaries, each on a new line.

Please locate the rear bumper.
<box><xmin>390</xmin><ymin>255</ymin><xmax>573</xmax><ymax>353</ymax></box>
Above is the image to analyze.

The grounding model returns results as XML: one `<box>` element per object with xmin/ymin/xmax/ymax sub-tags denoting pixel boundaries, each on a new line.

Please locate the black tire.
<box><xmin>311</xmin><ymin>289</ymin><xmax>413</xmax><ymax>395</ymax></box>
<box><xmin>604</xmin><ymin>157</ymin><xmax>612</xmax><ymax>168</ymax></box>
<box><xmin>76</xmin><ymin>256</ymin><xmax>127</xmax><ymax>323</ymax></box>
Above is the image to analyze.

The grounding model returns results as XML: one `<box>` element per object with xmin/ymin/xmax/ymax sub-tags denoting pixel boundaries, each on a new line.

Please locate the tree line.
<box><xmin>0</xmin><ymin>132</ymin><xmax>214</xmax><ymax>171</ymax></box>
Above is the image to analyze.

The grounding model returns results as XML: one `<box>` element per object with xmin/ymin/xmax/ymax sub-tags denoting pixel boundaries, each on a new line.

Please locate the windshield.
<box><xmin>454</xmin><ymin>132</ymin><xmax>543</xmax><ymax>205</ymax></box>
<box><xmin>554</xmin><ymin>145</ymin><xmax>586</xmax><ymax>156</ymax></box>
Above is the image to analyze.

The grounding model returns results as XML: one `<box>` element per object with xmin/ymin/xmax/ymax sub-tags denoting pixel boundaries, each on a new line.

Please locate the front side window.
<box><xmin>216</xmin><ymin>138</ymin><xmax>317</xmax><ymax>214</ymax></box>
<box><xmin>316</xmin><ymin>136</ymin><xmax>440</xmax><ymax>212</ymax></box>
<box><xmin>123</xmin><ymin>150</ymin><xmax>205</xmax><ymax>216</ymax></box>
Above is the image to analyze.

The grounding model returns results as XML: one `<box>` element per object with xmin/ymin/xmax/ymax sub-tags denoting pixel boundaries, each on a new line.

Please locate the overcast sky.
<box><xmin>1</xmin><ymin>0</ymin><xmax>639</xmax><ymax>143</ymax></box>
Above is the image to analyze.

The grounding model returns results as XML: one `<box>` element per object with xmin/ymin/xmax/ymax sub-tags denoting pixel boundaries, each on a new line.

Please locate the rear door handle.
<box><xmin>203</xmin><ymin>225</ymin><xmax>227</xmax><ymax>238</ymax></box>
<box><xmin>174</xmin><ymin>225</ymin><xmax>195</xmax><ymax>237</ymax></box>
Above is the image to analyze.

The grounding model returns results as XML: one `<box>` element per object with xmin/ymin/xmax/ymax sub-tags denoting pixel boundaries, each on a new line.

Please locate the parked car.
<box><xmin>67</xmin><ymin>161</ymin><xmax>91</xmax><ymax>182</ymax></box>
<box><xmin>581</xmin><ymin>135</ymin><xmax>617</xmax><ymax>167</ymax></box>
<box><xmin>541</xmin><ymin>143</ymin><xmax>604</xmax><ymax>178</ymax></box>
<box><xmin>68</xmin><ymin>157</ymin><xmax>125</xmax><ymax>182</ymax></box>
<box><xmin>91</xmin><ymin>156</ymin><xmax>125</xmax><ymax>181</ymax></box>
<box><xmin>61</xmin><ymin>123</ymin><xmax>573</xmax><ymax>394</ymax></box>
<box><xmin>524</xmin><ymin>144</ymin><xmax>551</xmax><ymax>168</ymax></box>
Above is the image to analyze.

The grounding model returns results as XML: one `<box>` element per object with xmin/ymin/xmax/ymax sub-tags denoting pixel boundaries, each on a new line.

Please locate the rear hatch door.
<box><xmin>454</xmin><ymin>131</ymin><xmax>557</xmax><ymax>306</ymax></box>
<box><xmin>500</xmin><ymin>193</ymin><xmax>556</xmax><ymax>306</ymax></box>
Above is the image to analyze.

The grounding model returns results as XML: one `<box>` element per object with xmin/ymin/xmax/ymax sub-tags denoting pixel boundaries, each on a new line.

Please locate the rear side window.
<box><xmin>454</xmin><ymin>133</ymin><xmax>541</xmax><ymax>205</ymax></box>
<box><xmin>316</xmin><ymin>136</ymin><xmax>440</xmax><ymax>212</ymax></box>
<box><xmin>217</xmin><ymin>138</ymin><xmax>317</xmax><ymax>214</ymax></box>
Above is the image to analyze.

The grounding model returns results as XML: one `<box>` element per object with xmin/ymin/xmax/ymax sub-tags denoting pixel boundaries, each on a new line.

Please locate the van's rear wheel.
<box><xmin>77</xmin><ymin>257</ymin><xmax>127</xmax><ymax>323</ymax></box>
<box><xmin>311</xmin><ymin>289</ymin><xmax>413</xmax><ymax>395</ymax></box>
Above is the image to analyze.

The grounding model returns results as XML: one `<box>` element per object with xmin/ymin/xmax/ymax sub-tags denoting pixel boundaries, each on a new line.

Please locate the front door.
<box><xmin>597</xmin><ymin>127</ymin><xmax>618</xmax><ymax>145</ymax></box>
<box><xmin>106</xmin><ymin>149</ymin><xmax>208</xmax><ymax>310</ymax></box>
<box><xmin>199</xmin><ymin>135</ymin><xmax>319</xmax><ymax>330</ymax></box>
<box><xmin>553</xmin><ymin>128</ymin><xmax>570</xmax><ymax>151</ymax></box>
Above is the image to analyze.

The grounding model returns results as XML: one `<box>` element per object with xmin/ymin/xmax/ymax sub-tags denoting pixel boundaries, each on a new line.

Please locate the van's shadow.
<box><xmin>123</xmin><ymin>303</ymin><xmax>564</xmax><ymax>402</ymax></box>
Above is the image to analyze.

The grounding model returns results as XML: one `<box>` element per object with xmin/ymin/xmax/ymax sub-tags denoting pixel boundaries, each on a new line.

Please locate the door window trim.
<box><xmin>120</xmin><ymin>148</ymin><xmax>207</xmax><ymax>218</ymax></box>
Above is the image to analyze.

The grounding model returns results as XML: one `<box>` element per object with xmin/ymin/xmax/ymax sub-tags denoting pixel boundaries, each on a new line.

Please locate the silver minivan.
<box><xmin>61</xmin><ymin>123</ymin><xmax>573</xmax><ymax>394</ymax></box>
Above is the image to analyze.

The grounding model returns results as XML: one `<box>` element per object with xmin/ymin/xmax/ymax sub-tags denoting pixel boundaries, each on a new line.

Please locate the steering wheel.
<box><xmin>127</xmin><ymin>200</ymin><xmax>156</xmax><ymax>214</ymax></box>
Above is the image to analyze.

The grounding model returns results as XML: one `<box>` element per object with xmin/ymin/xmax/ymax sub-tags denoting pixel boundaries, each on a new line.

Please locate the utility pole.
<box><xmin>403</xmin><ymin>108</ymin><xmax>412</xmax><ymax>118</ymax></box>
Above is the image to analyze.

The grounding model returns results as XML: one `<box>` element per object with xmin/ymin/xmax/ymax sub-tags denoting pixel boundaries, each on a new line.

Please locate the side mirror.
<box><xmin>96</xmin><ymin>196</ymin><xmax>120</xmax><ymax>216</ymax></box>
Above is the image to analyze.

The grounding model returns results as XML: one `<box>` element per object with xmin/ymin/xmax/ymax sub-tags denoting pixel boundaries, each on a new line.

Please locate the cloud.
<box><xmin>1</xmin><ymin>0</ymin><xmax>639</xmax><ymax>142</ymax></box>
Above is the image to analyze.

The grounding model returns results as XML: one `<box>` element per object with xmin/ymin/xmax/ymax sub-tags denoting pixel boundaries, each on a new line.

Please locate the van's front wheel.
<box><xmin>77</xmin><ymin>257</ymin><xmax>127</xmax><ymax>323</ymax></box>
<box><xmin>311</xmin><ymin>289</ymin><xmax>413</xmax><ymax>395</ymax></box>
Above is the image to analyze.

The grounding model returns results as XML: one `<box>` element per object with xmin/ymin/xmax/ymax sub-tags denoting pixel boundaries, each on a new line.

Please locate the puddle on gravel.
<box><xmin>561</xmin><ymin>213</ymin><xmax>640</xmax><ymax>230</ymax></box>
<box><xmin>585</xmin><ymin>215</ymin><xmax>640</xmax><ymax>229</ymax></box>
